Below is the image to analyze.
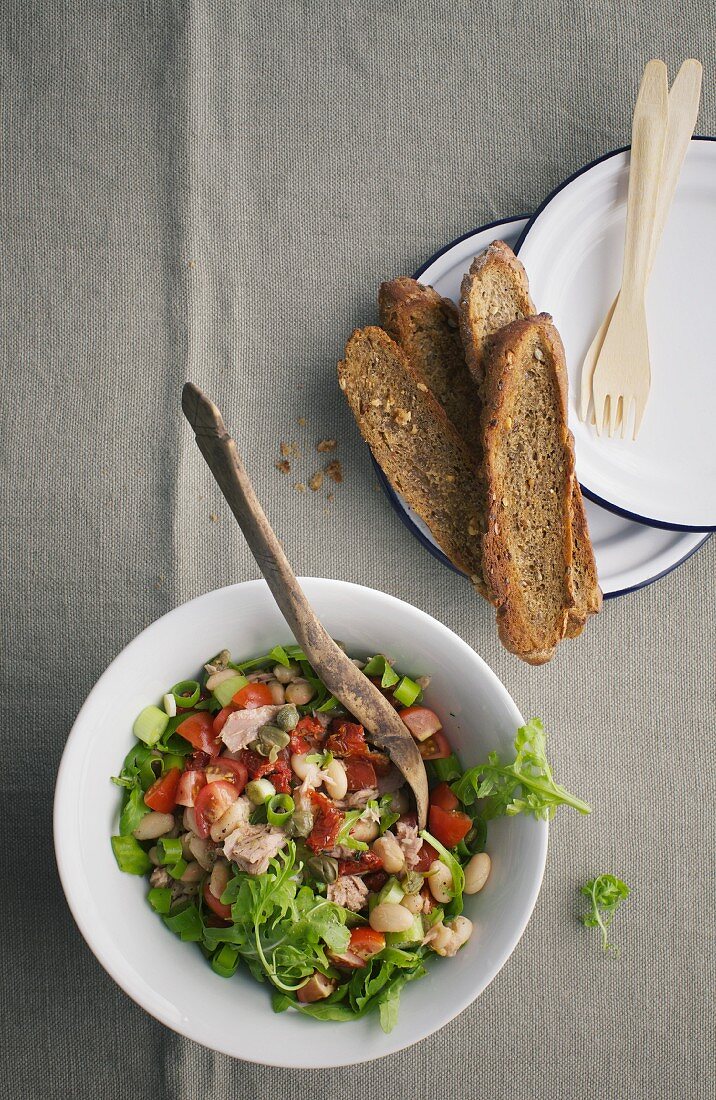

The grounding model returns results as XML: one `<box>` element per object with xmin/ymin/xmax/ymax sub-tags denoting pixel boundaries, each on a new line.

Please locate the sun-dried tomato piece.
<box><xmin>306</xmin><ymin>790</ymin><xmax>344</xmax><ymax>852</ymax></box>
<box><xmin>337</xmin><ymin>850</ymin><xmax>383</xmax><ymax>877</ymax></box>
<box><xmin>344</xmin><ymin>757</ymin><xmax>377</xmax><ymax>791</ymax></box>
<box><xmin>325</xmin><ymin>720</ymin><xmax>369</xmax><ymax>757</ymax></box>
<box><xmin>363</xmin><ymin>870</ymin><xmax>388</xmax><ymax>893</ymax></box>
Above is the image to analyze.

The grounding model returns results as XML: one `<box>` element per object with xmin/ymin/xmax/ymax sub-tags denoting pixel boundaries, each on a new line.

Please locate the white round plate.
<box><xmin>374</xmin><ymin>217</ymin><xmax>710</xmax><ymax>596</ymax></box>
<box><xmin>516</xmin><ymin>138</ymin><xmax>716</xmax><ymax>531</ymax></box>
<box><xmin>54</xmin><ymin>579</ymin><xmax>546</xmax><ymax>1067</ymax></box>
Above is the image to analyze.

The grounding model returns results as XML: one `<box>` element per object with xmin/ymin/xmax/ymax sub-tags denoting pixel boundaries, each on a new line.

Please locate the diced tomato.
<box><xmin>430</xmin><ymin>781</ymin><xmax>459</xmax><ymax>812</ymax></box>
<box><xmin>363</xmin><ymin>870</ymin><xmax>388</xmax><ymax>893</ymax></box>
<box><xmin>398</xmin><ymin>706</ymin><xmax>443</xmax><ymax>742</ymax></box>
<box><xmin>428</xmin><ymin>803</ymin><xmax>472</xmax><ymax>848</ymax></box>
<box><xmin>144</xmin><ymin>767</ymin><xmax>181</xmax><ymax>813</ymax></box>
<box><xmin>325</xmin><ymin>720</ymin><xmax>369</xmax><ymax>758</ymax></box>
<box><xmin>176</xmin><ymin>712</ymin><xmax>221</xmax><ymax>757</ymax></box>
<box><xmin>176</xmin><ymin>768</ymin><xmax>206</xmax><ymax>808</ymax></box>
<box><xmin>349</xmin><ymin>925</ymin><xmax>386</xmax><ymax>960</ymax></box>
<box><xmin>212</xmin><ymin>704</ymin><xmax>239</xmax><ymax>736</ymax></box>
<box><xmin>344</xmin><ymin>756</ymin><xmax>377</xmax><ymax>791</ymax></box>
<box><xmin>418</xmin><ymin>730</ymin><xmax>452</xmax><ymax>760</ymax></box>
<box><xmin>202</xmin><ymin>880</ymin><xmax>232</xmax><ymax>921</ymax></box>
<box><xmin>205</xmin><ymin>757</ymin><xmax>248</xmax><ymax>794</ymax></box>
<box><xmin>193</xmin><ymin>780</ymin><xmax>239</xmax><ymax>839</ymax></box>
<box><xmin>306</xmin><ymin>790</ymin><xmax>343</xmax><ymax>852</ymax></box>
<box><xmin>336</xmin><ymin>849</ymin><xmax>383</xmax><ymax>877</ymax></box>
<box><xmin>232</xmin><ymin>682</ymin><xmax>274</xmax><ymax>709</ymax></box>
<box><xmin>188</xmin><ymin>749</ymin><xmax>211</xmax><ymax>769</ymax></box>
<box><xmin>414</xmin><ymin>839</ymin><xmax>439</xmax><ymax>872</ymax></box>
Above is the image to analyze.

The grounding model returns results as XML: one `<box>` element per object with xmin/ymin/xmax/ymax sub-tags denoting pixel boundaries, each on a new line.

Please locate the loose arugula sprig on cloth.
<box><xmin>451</xmin><ymin>718</ymin><xmax>591</xmax><ymax>820</ymax></box>
<box><xmin>580</xmin><ymin>874</ymin><xmax>630</xmax><ymax>955</ymax></box>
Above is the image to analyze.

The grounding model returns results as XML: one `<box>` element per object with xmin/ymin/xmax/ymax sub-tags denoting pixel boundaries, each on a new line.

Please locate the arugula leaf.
<box><xmin>335</xmin><ymin>811</ymin><xmax>369</xmax><ymax>852</ymax></box>
<box><xmin>580</xmin><ymin>874</ymin><xmax>630</xmax><ymax>955</ymax></box>
<box><xmin>119</xmin><ymin>785</ymin><xmax>149</xmax><ymax>836</ymax></box>
<box><xmin>372</xmin><ymin>795</ymin><xmax>400</xmax><ymax>836</ymax></box>
<box><xmin>420</xmin><ymin>829</ymin><xmax>464</xmax><ymax>918</ymax></box>
<box><xmin>451</xmin><ymin>718</ymin><xmax>590</xmax><ymax>820</ymax></box>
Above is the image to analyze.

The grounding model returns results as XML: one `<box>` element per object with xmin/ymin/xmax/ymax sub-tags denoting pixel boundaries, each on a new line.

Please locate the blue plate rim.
<box><xmin>514</xmin><ymin>135</ymin><xmax>716</xmax><ymax>534</ymax></box>
<box><xmin>372</xmin><ymin>215</ymin><xmax>712</xmax><ymax>598</ymax></box>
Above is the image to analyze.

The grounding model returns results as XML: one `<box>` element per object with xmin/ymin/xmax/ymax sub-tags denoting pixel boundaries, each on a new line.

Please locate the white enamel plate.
<box><xmin>374</xmin><ymin>217</ymin><xmax>709</xmax><ymax>596</ymax></box>
<box><xmin>517</xmin><ymin>139</ymin><xmax>716</xmax><ymax>531</ymax></box>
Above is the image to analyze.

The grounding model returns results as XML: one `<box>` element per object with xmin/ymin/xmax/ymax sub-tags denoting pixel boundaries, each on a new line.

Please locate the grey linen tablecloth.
<box><xmin>3</xmin><ymin>2</ymin><xmax>715</xmax><ymax>1096</ymax></box>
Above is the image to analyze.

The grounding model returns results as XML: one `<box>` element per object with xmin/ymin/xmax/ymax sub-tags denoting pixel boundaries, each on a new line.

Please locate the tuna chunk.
<box><xmin>326</xmin><ymin>874</ymin><xmax>369</xmax><ymax>912</ymax></box>
<box><xmin>220</xmin><ymin>705</ymin><xmax>281</xmax><ymax>752</ymax></box>
<box><xmin>339</xmin><ymin>787</ymin><xmax>379</xmax><ymax>809</ymax></box>
<box><xmin>396</xmin><ymin>820</ymin><xmax>422</xmax><ymax>868</ymax></box>
<box><xmin>377</xmin><ymin>764</ymin><xmax>406</xmax><ymax>795</ymax></box>
<box><xmin>223</xmin><ymin>821</ymin><xmax>287</xmax><ymax>875</ymax></box>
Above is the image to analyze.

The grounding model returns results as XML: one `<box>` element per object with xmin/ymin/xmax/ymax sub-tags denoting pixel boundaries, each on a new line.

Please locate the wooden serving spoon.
<box><xmin>182</xmin><ymin>382</ymin><xmax>429</xmax><ymax>828</ymax></box>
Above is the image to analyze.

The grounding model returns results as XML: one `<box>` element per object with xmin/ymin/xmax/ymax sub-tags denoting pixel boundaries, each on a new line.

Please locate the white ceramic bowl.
<box><xmin>54</xmin><ymin>579</ymin><xmax>547</xmax><ymax>1067</ymax></box>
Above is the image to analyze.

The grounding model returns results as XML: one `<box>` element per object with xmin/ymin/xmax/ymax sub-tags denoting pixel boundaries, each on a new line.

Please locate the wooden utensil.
<box><xmin>579</xmin><ymin>59</ymin><xmax>703</xmax><ymax>427</ymax></box>
<box><xmin>589</xmin><ymin>59</ymin><xmax>669</xmax><ymax>438</ymax></box>
<box><xmin>182</xmin><ymin>382</ymin><xmax>429</xmax><ymax>828</ymax></box>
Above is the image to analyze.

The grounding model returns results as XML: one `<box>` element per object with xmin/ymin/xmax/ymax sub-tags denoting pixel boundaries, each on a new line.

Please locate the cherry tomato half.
<box><xmin>349</xmin><ymin>925</ymin><xmax>386</xmax><ymax>960</ymax></box>
<box><xmin>212</xmin><ymin>704</ymin><xmax>239</xmax><ymax>736</ymax></box>
<box><xmin>414</xmin><ymin>839</ymin><xmax>439</xmax><ymax>872</ymax></box>
<box><xmin>232</xmin><ymin>682</ymin><xmax>274</xmax><ymax>709</ymax></box>
<box><xmin>144</xmin><ymin>767</ymin><xmax>181</xmax><ymax>813</ymax></box>
<box><xmin>193</xmin><ymin>779</ymin><xmax>239</xmax><ymax>839</ymax></box>
<box><xmin>175</xmin><ymin>768</ymin><xmax>206</xmax><ymax>808</ymax></box>
<box><xmin>205</xmin><ymin>757</ymin><xmax>248</xmax><ymax>795</ymax></box>
<box><xmin>202</xmin><ymin>880</ymin><xmax>232</xmax><ymax>921</ymax></box>
<box><xmin>176</xmin><ymin>712</ymin><xmax>221</xmax><ymax>757</ymax></box>
<box><xmin>398</xmin><ymin>706</ymin><xmax>443</xmax><ymax>742</ymax></box>
<box><xmin>428</xmin><ymin>803</ymin><xmax>472</xmax><ymax>848</ymax></box>
<box><xmin>418</xmin><ymin>730</ymin><xmax>452</xmax><ymax>760</ymax></box>
<box><xmin>429</xmin><ymin>781</ymin><xmax>459</xmax><ymax>812</ymax></box>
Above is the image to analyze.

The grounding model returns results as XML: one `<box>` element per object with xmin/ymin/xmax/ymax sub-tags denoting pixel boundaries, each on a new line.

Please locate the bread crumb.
<box><xmin>297</xmin><ymin>417</ymin><xmax>306</xmax><ymax>427</ymax></box>
<box><xmin>275</xmin><ymin>459</ymin><xmax>291</xmax><ymax>474</ymax></box>
<box><xmin>393</xmin><ymin>408</ymin><xmax>411</xmax><ymax>427</ymax></box>
<box><xmin>317</xmin><ymin>438</ymin><xmax>337</xmax><ymax>453</ymax></box>
<box><xmin>445</xmin><ymin>474</ymin><xmax>455</xmax><ymax>483</ymax></box>
<box><xmin>309</xmin><ymin>471</ymin><xmax>324</xmax><ymax>492</ymax></box>
<box><xmin>327</xmin><ymin>492</ymin><xmax>334</xmax><ymax>502</ymax></box>
<box><xmin>280</xmin><ymin>441</ymin><xmax>300</xmax><ymax>457</ymax></box>
<box><xmin>209</xmin><ymin>513</ymin><xmax>219</xmax><ymax>523</ymax></box>
<box><xmin>325</xmin><ymin>460</ymin><xmax>343</xmax><ymax>483</ymax></box>
<box><xmin>505</xmin><ymin>417</ymin><xmax>513</xmax><ymax>430</ymax></box>
<box><xmin>294</xmin><ymin>482</ymin><xmax>306</xmax><ymax>493</ymax></box>
<box><xmin>468</xmin><ymin>518</ymin><xmax>478</xmax><ymax>536</ymax></box>
<box><xmin>416</xmin><ymin>382</ymin><xmax>428</xmax><ymax>393</ymax></box>
<box><xmin>370</xmin><ymin>398</ymin><xmax>381</xmax><ymax>407</ymax></box>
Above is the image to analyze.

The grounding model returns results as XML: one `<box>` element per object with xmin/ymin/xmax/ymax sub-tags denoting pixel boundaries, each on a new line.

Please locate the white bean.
<box><xmin>180</xmin><ymin>832</ymin><xmax>194</xmax><ymax>861</ymax></box>
<box><xmin>210</xmin><ymin>800</ymin><xmax>248</xmax><ymax>843</ymax></box>
<box><xmin>372</xmin><ymin>833</ymin><xmax>406</xmax><ymax>874</ymax></box>
<box><xmin>369</xmin><ymin>902</ymin><xmax>415</xmax><ymax>933</ymax></box>
<box><xmin>285</xmin><ymin>679</ymin><xmax>315</xmax><ymax>706</ymax></box>
<box><xmin>273</xmin><ymin>662</ymin><xmax>300</xmax><ymax>684</ymax></box>
<box><xmin>323</xmin><ymin>759</ymin><xmax>348</xmax><ymax>800</ymax></box>
<box><xmin>350</xmin><ymin>817</ymin><xmax>379</xmax><ymax>843</ymax></box>
<box><xmin>132</xmin><ymin>812</ymin><xmax>175</xmax><ymax>841</ymax></box>
<box><xmin>209</xmin><ymin>859</ymin><xmax>230</xmax><ymax>900</ymax></box>
<box><xmin>267</xmin><ymin>680</ymin><xmax>286</xmax><ymax>705</ymax></box>
<box><xmin>188</xmin><ymin>834</ymin><xmax>216</xmax><ymax>871</ymax></box>
<box><xmin>180</xmin><ymin>860</ymin><xmax>204</xmax><ymax>884</ymax></box>
<box><xmin>400</xmin><ymin>892</ymin><xmax>424</xmax><ymax>915</ymax></box>
<box><xmin>464</xmin><ymin>852</ymin><xmax>491</xmax><ymax>895</ymax></box>
<box><xmin>183</xmin><ymin>807</ymin><xmax>199</xmax><ymax>835</ymax></box>
<box><xmin>290</xmin><ymin>752</ymin><xmax>312</xmax><ymax>780</ymax></box>
<box><xmin>148</xmin><ymin>846</ymin><xmax>162</xmax><ymax>867</ymax></box>
<box><xmin>427</xmin><ymin>859</ymin><xmax>453</xmax><ymax>904</ymax></box>
<box><xmin>205</xmin><ymin>668</ymin><xmax>238</xmax><ymax>691</ymax></box>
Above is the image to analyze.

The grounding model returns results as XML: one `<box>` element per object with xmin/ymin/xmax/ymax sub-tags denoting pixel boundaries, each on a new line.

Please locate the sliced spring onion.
<box><xmin>167</xmin><ymin>858</ymin><xmax>188</xmax><ymax>881</ymax></box>
<box><xmin>393</xmin><ymin>676</ymin><xmax>421</xmax><ymax>707</ymax></box>
<box><xmin>266</xmin><ymin>794</ymin><xmax>295</xmax><ymax>827</ymax></box>
<box><xmin>212</xmin><ymin>674</ymin><xmax>248</xmax><ymax>708</ymax></box>
<box><xmin>133</xmin><ymin>705</ymin><xmax>169</xmax><ymax>747</ymax></box>
<box><xmin>211</xmin><ymin>943</ymin><xmax>240</xmax><ymax>978</ymax></box>
<box><xmin>111</xmin><ymin>835</ymin><xmax>152</xmax><ymax>875</ymax></box>
<box><xmin>163</xmin><ymin>903</ymin><xmax>203</xmax><ymax>941</ymax></box>
<box><xmin>163</xmin><ymin>692</ymin><xmax>177</xmax><ymax>717</ymax></box>
<box><xmin>171</xmin><ymin>679</ymin><xmax>201</xmax><ymax>708</ymax></box>
<box><xmin>148</xmin><ymin>887</ymin><xmax>172</xmax><ymax>914</ymax></box>
<box><xmin>245</xmin><ymin>778</ymin><xmax>276</xmax><ymax>805</ymax></box>
<box><xmin>432</xmin><ymin>753</ymin><xmax>462</xmax><ymax>783</ymax></box>
<box><xmin>156</xmin><ymin>837</ymin><xmax>183</xmax><ymax>865</ymax></box>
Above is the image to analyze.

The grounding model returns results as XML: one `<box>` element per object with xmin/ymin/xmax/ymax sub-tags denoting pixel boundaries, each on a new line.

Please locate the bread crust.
<box><xmin>481</xmin><ymin>315</ymin><xmax>576</xmax><ymax>664</ymax></box>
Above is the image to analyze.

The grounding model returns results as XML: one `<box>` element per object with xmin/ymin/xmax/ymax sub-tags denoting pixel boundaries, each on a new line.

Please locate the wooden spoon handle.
<box><xmin>621</xmin><ymin>60</ymin><xmax>668</xmax><ymax>300</ymax></box>
<box><xmin>182</xmin><ymin>382</ymin><xmax>429</xmax><ymax>826</ymax></box>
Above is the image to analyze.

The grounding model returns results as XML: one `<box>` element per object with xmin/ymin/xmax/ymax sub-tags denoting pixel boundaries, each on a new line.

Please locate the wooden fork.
<box><xmin>579</xmin><ymin>59</ymin><xmax>703</xmax><ymax>428</ymax></box>
<box><xmin>590</xmin><ymin>60</ymin><xmax>669</xmax><ymax>438</ymax></box>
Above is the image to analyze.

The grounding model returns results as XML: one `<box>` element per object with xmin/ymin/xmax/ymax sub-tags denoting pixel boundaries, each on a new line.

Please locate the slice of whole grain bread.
<box><xmin>482</xmin><ymin>315</ymin><xmax>576</xmax><ymax>664</ymax></box>
<box><xmin>460</xmin><ymin>239</ymin><xmax>601</xmax><ymax>639</ymax></box>
<box><xmin>378</xmin><ymin>278</ymin><xmax>482</xmax><ymax>463</ymax></box>
<box><xmin>338</xmin><ymin>326</ymin><xmax>487</xmax><ymax>594</ymax></box>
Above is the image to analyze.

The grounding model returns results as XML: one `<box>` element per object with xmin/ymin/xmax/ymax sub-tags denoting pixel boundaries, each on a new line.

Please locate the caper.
<box><xmin>285</xmin><ymin>808</ymin><xmax>313</xmax><ymax>838</ymax></box>
<box><xmin>305</xmin><ymin>854</ymin><xmax>339</xmax><ymax>884</ymax></box>
<box><xmin>254</xmin><ymin>723</ymin><xmax>290</xmax><ymax>762</ymax></box>
<box><xmin>275</xmin><ymin>704</ymin><xmax>300</xmax><ymax>732</ymax></box>
<box><xmin>400</xmin><ymin>869</ymin><xmax>423</xmax><ymax>894</ymax></box>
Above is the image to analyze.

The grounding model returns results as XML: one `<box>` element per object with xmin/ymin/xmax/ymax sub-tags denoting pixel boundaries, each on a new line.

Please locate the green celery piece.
<box><xmin>385</xmin><ymin>914</ymin><xmax>424</xmax><ymax>948</ymax></box>
<box><xmin>376</xmin><ymin>877</ymin><xmax>405</xmax><ymax>906</ymax></box>
<box><xmin>132</xmin><ymin>705</ymin><xmax>169</xmax><ymax>747</ymax></box>
<box><xmin>111</xmin><ymin>835</ymin><xmax>151</xmax><ymax>875</ymax></box>
<box><xmin>211</xmin><ymin>944</ymin><xmax>240</xmax><ymax>978</ymax></box>
<box><xmin>393</xmin><ymin>676</ymin><xmax>421</xmax><ymax>707</ymax></box>
<box><xmin>212</xmin><ymin>674</ymin><xmax>248</xmax><ymax>708</ymax></box>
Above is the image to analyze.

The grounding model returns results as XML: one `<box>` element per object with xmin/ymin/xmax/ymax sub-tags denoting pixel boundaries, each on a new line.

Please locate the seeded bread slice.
<box><xmin>482</xmin><ymin>315</ymin><xmax>576</xmax><ymax>664</ymax></box>
<box><xmin>460</xmin><ymin>239</ymin><xmax>601</xmax><ymax>638</ymax></box>
<box><xmin>338</xmin><ymin>326</ymin><xmax>487</xmax><ymax>593</ymax></box>
<box><xmin>378</xmin><ymin>278</ymin><xmax>483</xmax><ymax>463</ymax></box>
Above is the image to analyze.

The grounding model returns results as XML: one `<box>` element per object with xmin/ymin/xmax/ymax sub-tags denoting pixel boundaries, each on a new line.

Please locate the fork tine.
<box><xmin>608</xmin><ymin>395</ymin><xmax>620</xmax><ymax>438</ymax></box>
<box><xmin>632</xmin><ymin>395</ymin><xmax>647</xmax><ymax>440</ymax></box>
<box><xmin>620</xmin><ymin>396</ymin><xmax>632</xmax><ymax>440</ymax></box>
<box><xmin>593</xmin><ymin>391</ymin><xmax>606</xmax><ymax>436</ymax></box>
